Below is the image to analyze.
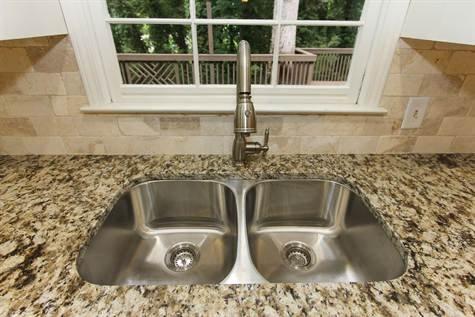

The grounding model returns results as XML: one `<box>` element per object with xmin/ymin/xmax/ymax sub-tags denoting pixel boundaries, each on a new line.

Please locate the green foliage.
<box><xmin>108</xmin><ymin>0</ymin><xmax>364</xmax><ymax>54</ymax></box>
<box><xmin>108</xmin><ymin>0</ymin><xmax>190</xmax><ymax>53</ymax></box>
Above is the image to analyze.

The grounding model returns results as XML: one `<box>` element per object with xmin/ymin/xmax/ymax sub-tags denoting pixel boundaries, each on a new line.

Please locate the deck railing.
<box><xmin>117</xmin><ymin>48</ymin><xmax>353</xmax><ymax>85</ymax></box>
<box><xmin>302</xmin><ymin>48</ymin><xmax>354</xmax><ymax>82</ymax></box>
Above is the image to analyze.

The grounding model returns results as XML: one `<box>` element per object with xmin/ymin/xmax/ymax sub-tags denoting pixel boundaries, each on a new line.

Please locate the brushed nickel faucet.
<box><xmin>232</xmin><ymin>40</ymin><xmax>270</xmax><ymax>165</ymax></box>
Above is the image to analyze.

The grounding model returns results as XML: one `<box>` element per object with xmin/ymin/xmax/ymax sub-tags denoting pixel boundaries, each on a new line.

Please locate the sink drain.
<box><xmin>165</xmin><ymin>243</ymin><xmax>200</xmax><ymax>272</ymax></box>
<box><xmin>282</xmin><ymin>242</ymin><xmax>316</xmax><ymax>271</ymax></box>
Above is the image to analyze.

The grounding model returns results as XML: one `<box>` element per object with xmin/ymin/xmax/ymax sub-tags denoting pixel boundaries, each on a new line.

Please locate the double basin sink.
<box><xmin>77</xmin><ymin>179</ymin><xmax>407</xmax><ymax>285</ymax></box>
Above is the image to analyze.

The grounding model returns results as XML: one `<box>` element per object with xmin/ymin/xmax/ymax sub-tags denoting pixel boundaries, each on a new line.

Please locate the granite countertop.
<box><xmin>0</xmin><ymin>154</ymin><xmax>474</xmax><ymax>316</ymax></box>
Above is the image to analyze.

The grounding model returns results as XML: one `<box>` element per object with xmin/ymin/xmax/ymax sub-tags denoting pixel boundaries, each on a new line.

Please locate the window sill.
<box><xmin>80</xmin><ymin>103</ymin><xmax>388</xmax><ymax>115</ymax></box>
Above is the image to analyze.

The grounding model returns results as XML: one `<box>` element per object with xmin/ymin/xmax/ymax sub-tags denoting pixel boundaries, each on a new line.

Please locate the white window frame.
<box><xmin>60</xmin><ymin>0</ymin><xmax>410</xmax><ymax>114</ymax></box>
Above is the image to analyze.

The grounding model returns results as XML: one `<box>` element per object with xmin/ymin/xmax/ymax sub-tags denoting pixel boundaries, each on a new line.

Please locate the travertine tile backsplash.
<box><xmin>0</xmin><ymin>36</ymin><xmax>474</xmax><ymax>154</ymax></box>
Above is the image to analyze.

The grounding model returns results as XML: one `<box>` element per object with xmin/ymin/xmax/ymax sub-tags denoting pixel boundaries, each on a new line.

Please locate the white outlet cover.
<box><xmin>401</xmin><ymin>97</ymin><xmax>429</xmax><ymax>129</ymax></box>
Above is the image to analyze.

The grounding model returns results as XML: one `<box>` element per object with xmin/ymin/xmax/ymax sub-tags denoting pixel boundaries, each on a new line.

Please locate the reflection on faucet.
<box><xmin>232</xmin><ymin>40</ymin><xmax>270</xmax><ymax>165</ymax></box>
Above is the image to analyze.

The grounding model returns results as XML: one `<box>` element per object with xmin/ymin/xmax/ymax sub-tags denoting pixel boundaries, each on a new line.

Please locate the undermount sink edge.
<box><xmin>76</xmin><ymin>178</ymin><xmax>407</xmax><ymax>286</ymax></box>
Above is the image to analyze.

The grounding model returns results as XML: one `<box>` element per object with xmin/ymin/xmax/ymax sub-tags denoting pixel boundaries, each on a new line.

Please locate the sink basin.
<box><xmin>77</xmin><ymin>179</ymin><xmax>406</xmax><ymax>285</ymax></box>
<box><xmin>245</xmin><ymin>180</ymin><xmax>407</xmax><ymax>283</ymax></box>
<box><xmin>77</xmin><ymin>180</ymin><xmax>238</xmax><ymax>285</ymax></box>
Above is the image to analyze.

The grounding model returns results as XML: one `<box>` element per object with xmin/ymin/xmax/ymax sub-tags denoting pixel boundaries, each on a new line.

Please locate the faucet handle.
<box><xmin>262</xmin><ymin>128</ymin><xmax>270</xmax><ymax>154</ymax></box>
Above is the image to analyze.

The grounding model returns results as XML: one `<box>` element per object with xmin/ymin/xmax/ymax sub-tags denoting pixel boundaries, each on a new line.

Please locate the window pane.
<box><xmin>196</xmin><ymin>0</ymin><xmax>275</xmax><ymax>19</ymax></box>
<box><xmin>277</xmin><ymin>26</ymin><xmax>357</xmax><ymax>85</ymax></box>
<box><xmin>298</xmin><ymin>0</ymin><xmax>365</xmax><ymax>20</ymax></box>
<box><xmin>106</xmin><ymin>0</ymin><xmax>190</xmax><ymax>18</ymax></box>
<box><xmin>111</xmin><ymin>24</ymin><xmax>194</xmax><ymax>85</ymax></box>
<box><xmin>197</xmin><ymin>25</ymin><xmax>273</xmax><ymax>85</ymax></box>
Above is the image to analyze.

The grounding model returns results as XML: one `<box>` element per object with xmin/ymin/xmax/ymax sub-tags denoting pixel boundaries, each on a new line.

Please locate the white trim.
<box><xmin>121</xmin><ymin>85</ymin><xmax>350</xmax><ymax>96</ymax></box>
<box><xmin>105</xmin><ymin>18</ymin><xmax>193</xmax><ymax>25</ymax></box>
<box><xmin>60</xmin><ymin>0</ymin><xmax>410</xmax><ymax>113</ymax></box>
<box><xmin>81</xmin><ymin>103</ymin><xmax>387</xmax><ymax>115</ymax></box>
<box><xmin>60</xmin><ymin>0</ymin><xmax>112</xmax><ymax>105</ymax></box>
<box><xmin>270</xmin><ymin>0</ymin><xmax>283</xmax><ymax>86</ymax></box>
<box><xmin>189</xmin><ymin>0</ymin><xmax>201</xmax><ymax>86</ymax></box>
<box><xmin>105</xmin><ymin>18</ymin><xmax>364</xmax><ymax>27</ymax></box>
<box><xmin>344</xmin><ymin>0</ymin><xmax>382</xmax><ymax>102</ymax></box>
<box><xmin>358</xmin><ymin>0</ymin><xmax>411</xmax><ymax>108</ymax></box>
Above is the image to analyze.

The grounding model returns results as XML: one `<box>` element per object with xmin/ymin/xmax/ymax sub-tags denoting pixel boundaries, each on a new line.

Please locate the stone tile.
<box><xmin>379</xmin><ymin>97</ymin><xmax>408</xmax><ymax>119</ymax></box>
<box><xmin>445</xmin><ymin>51</ymin><xmax>475</xmax><ymax>74</ymax></box>
<box><xmin>283</xmin><ymin>115</ymin><xmax>367</xmax><ymax>136</ymax></box>
<box><xmin>0</xmin><ymin>73</ymin><xmax>22</xmax><ymax>94</ymax></box>
<box><xmin>400</xmin><ymin>96</ymin><xmax>472</xmax><ymax>136</ymax></box>
<box><xmin>3</xmin><ymin>95</ymin><xmax>53</xmax><ymax>116</ymax></box>
<box><xmin>376</xmin><ymin>136</ymin><xmax>417</xmax><ymax>153</ymax></box>
<box><xmin>223</xmin><ymin>136</ymin><xmax>234</xmax><ymax>154</ymax></box>
<box><xmin>437</xmin><ymin>117</ymin><xmax>475</xmax><ymax>136</ymax></box>
<box><xmin>26</xmin><ymin>36</ymin><xmax>78</xmax><ymax>73</ymax></box>
<box><xmin>0</xmin><ymin>137</ymin><xmax>28</xmax><ymax>154</ymax></box>
<box><xmin>0</xmin><ymin>96</ymin><xmax>6</xmax><ymax>116</ymax></box>
<box><xmin>399</xmin><ymin>38</ymin><xmax>434</xmax><ymax>50</ymax></box>
<box><xmin>118</xmin><ymin>116</ymin><xmax>160</xmax><ymax>136</ymax></box>
<box><xmin>100</xmin><ymin>137</ymin><xmax>129</xmax><ymax>154</ymax></box>
<box><xmin>75</xmin><ymin>116</ymin><xmax>121</xmax><ymax>136</ymax></box>
<box><xmin>468</xmin><ymin>104</ymin><xmax>475</xmax><ymax>116</ymax></box>
<box><xmin>0</xmin><ymin>37</ymin><xmax>50</xmax><ymax>47</ymax></box>
<box><xmin>50</xmin><ymin>96</ymin><xmax>89</xmax><ymax>116</ymax></box>
<box><xmin>200</xmin><ymin>115</ymin><xmax>231</xmax><ymax>136</ymax></box>
<box><xmin>459</xmin><ymin>75</ymin><xmax>475</xmax><ymax>98</ymax></box>
<box><xmin>300</xmin><ymin>136</ymin><xmax>338</xmax><ymax>154</ymax></box>
<box><xmin>383</xmin><ymin>74</ymin><xmax>424</xmax><ymax>96</ymax></box>
<box><xmin>413</xmin><ymin>136</ymin><xmax>454</xmax><ymax>153</ymax></box>
<box><xmin>50</xmin><ymin>96</ymin><xmax>69</xmax><ymax>116</ymax></box>
<box><xmin>62</xmin><ymin>72</ymin><xmax>86</xmax><ymax>96</ymax></box>
<box><xmin>168</xmin><ymin>136</ymin><xmax>225</xmax><ymax>154</ymax></box>
<box><xmin>337</xmin><ymin>136</ymin><xmax>379</xmax><ymax>154</ymax></box>
<box><xmin>399</xmin><ymin>49</ymin><xmax>450</xmax><ymax>74</ymax></box>
<box><xmin>2</xmin><ymin>73</ymin><xmax>66</xmax><ymax>96</ymax></box>
<box><xmin>361</xmin><ymin>117</ymin><xmax>401</xmax><ymax>135</ymax></box>
<box><xmin>0</xmin><ymin>118</ymin><xmax>36</xmax><ymax>136</ymax></box>
<box><xmin>434</xmin><ymin>42</ymin><xmax>475</xmax><ymax>51</ymax></box>
<box><xmin>418</xmin><ymin>74</ymin><xmax>464</xmax><ymax>96</ymax></box>
<box><xmin>22</xmin><ymin>136</ymin><xmax>66</xmax><ymax>154</ymax></box>
<box><xmin>159</xmin><ymin>116</ymin><xmax>200</xmax><ymax>135</ymax></box>
<box><xmin>266</xmin><ymin>136</ymin><xmax>301</xmax><ymax>154</ymax></box>
<box><xmin>24</xmin><ymin>73</ymin><xmax>67</xmax><ymax>95</ymax></box>
<box><xmin>104</xmin><ymin>136</ymin><xmax>225</xmax><ymax>154</ymax></box>
<box><xmin>63</xmin><ymin>137</ymin><xmax>106</xmax><ymax>154</ymax></box>
<box><xmin>0</xmin><ymin>48</ymin><xmax>33</xmax><ymax>72</ymax></box>
<box><xmin>450</xmin><ymin>136</ymin><xmax>475</xmax><ymax>153</ymax></box>
<box><xmin>389</xmin><ymin>49</ymin><xmax>401</xmax><ymax>74</ymax></box>
<box><xmin>256</xmin><ymin>116</ymin><xmax>284</xmax><ymax>136</ymax></box>
<box><xmin>30</xmin><ymin>117</ymin><xmax>77</xmax><ymax>136</ymax></box>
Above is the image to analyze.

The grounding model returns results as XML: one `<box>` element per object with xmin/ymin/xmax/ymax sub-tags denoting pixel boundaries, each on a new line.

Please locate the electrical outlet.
<box><xmin>401</xmin><ymin>97</ymin><xmax>429</xmax><ymax>129</ymax></box>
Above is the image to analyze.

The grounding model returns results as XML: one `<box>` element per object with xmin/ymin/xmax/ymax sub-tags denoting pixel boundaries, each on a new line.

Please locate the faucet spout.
<box><xmin>237</xmin><ymin>40</ymin><xmax>251</xmax><ymax>95</ymax></box>
<box><xmin>232</xmin><ymin>40</ymin><xmax>270</xmax><ymax>165</ymax></box>
<box><xmin>234</xmin><ymin>40</ymin><xmax>256</xmax><ymax>134</ymax></box>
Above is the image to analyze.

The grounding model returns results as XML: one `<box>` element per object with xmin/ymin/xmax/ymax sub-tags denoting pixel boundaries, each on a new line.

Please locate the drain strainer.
<box><xmin>165</xmin><ymin>243</ymin><xmax>200</xmax><ymax>272</ymax></box>
<box><xmin>282</xmin><ymin>242</ymin><xmax>316</xmax><ymax>271</ymax></box>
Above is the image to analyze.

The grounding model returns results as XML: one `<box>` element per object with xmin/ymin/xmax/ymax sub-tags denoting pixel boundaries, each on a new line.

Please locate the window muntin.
<box><xmin>195</xmin><ymin>0</ymin><xmax>276</xmax><ymax>19</ymax></box>
<box><xmin>112</xmin><ymin>24</ymin><xmax>194</xmax><ymax>85</ymax></box>
<box><xmin>197</xmin><ymin>24</ymin><xmax>274</xmax><ymax>85</ymax></box>
<box><xmin>277</xmin><ymin>26</ymin><xmax>358</xmax><ymax>85</ymax></box>
<box><xmin>106</xmin><ymin>0</ymin><xmax>191</xmax><ymax>18</ymax></box>
<box><xmin>105</xmin><ymin>0</ymin><xmax>369</xmax><ymax>89</ymax></box>
<box><xmin>297</xmin><ymin>0</ymin><xmax>365</xmax><ymax>21</ymax></box>
<box><xmin>62</xmin><ymin>0</ymin><xmax>411</xmax><ymax>113</ymax></box>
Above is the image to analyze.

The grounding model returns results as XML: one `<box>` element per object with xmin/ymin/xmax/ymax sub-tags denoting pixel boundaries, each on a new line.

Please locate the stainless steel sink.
<box><xmin>77</xmin><ymin>180</ymin><xmax>238</xmax><ymax>285</ymax></box>
<box><xmin>245</xmin><ymin>180</ymin><xmax>407</xmax><ymax>283</ymax></box>
<box><xmin>77</xmin><ymin>179</ymin><xmax>406</xmax><ymax>285</ymax></box>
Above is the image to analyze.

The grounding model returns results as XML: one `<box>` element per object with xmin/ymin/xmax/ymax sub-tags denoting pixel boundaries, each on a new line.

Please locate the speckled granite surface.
<box><xmin>0</xmin><ymin>154</ymin><xmax>474</xmax><ymax>316</ymax></box>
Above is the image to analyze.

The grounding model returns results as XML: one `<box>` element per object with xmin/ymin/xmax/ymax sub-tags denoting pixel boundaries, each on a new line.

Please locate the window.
<box><xmin>61</xmin><ymin>0</ymin><xmax>410</xmax><ymax>113</ymax></box>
